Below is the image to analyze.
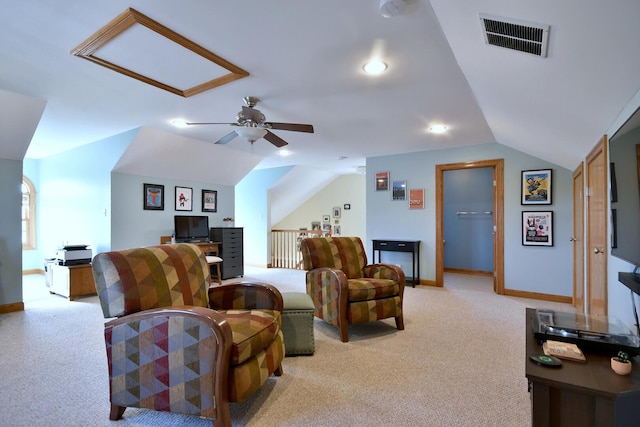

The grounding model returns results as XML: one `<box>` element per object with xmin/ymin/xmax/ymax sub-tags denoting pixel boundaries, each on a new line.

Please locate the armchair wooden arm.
<box><xmin>104</xmin><ymin>305</ymin><xmax>233</xmax><ymax>426</ymax></box>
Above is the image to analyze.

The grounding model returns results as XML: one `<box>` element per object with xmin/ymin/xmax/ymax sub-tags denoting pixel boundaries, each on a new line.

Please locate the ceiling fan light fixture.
<box><xmin>236</xmin><ymin>126</ymin><xmax>267</xmax><ymax>143</ymax></box>
<box><xmin>278</xmin><ymin>149</ymin><xmax>292</xmax><ymax>157</ymax></box>
<box><xmin>363</xmin><ymin>59</ymin><xmax>387</xmax><ymax>75</ymax></box>
<box><xmin>379</xmin><ymin>0</ymin><xmax>406</xmax><ymax>18</ymax></box>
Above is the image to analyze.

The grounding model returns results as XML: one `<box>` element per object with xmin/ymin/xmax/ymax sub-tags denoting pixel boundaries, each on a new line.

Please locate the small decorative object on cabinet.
<box><xmin>611</xmin><ymin>351</ymin><xmax>632</xmax><ymax>375</ymax></box>
<box><xmin>210</xmin><ymin>227</ymin><xmax>244</xmax><ymax>279</ymax></box>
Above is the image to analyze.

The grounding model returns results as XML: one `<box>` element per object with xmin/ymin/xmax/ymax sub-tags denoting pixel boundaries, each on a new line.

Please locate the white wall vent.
<box><xmin>479</xmin><ymin>14</ymin><xmax>549</xmax><ymax>57</ymax></box>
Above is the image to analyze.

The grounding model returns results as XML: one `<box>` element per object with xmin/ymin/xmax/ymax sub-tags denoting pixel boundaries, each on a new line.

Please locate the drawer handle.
<box><xmin>398</xmin><ymin>243</ymin><xmax>405</xmax><ymax>247</ymax></box>
<box><xmin>380</xmin><ymin>243</ymin><xmax>387</xmax><ymax>246</ymax></box>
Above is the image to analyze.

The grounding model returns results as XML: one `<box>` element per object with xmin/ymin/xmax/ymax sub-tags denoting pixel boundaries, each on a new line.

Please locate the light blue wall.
<box><xmin>111</xmin><ymin>173</ymin><xmax>235</xmax><ymax>250</ymax></box>
<box><xmin>22</xmin><ymin>158</ymin><xmax>41</xmax><ymax>270</ymax></box>
<box><xmin>0</xmin><ymin>158</ymin><xmax>23</xmax><ymax>305</ymax></box>
<box><xmin>367</xmin><ymin>142</ymin><xmax>573</xmax><ymax>297</ymax></box>
<box><xmin>236</xmin><ymin>166</ymin><xmax>294</xmax><ymax>266</ymax></box>
<box><xmin>37</xmin><ymin>130</ymin><xmax>135</xmax><ymax>259</ymax></box>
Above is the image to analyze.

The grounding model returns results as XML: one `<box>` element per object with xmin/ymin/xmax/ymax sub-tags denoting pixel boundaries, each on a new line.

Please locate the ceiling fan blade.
<box><xmin>265</xmin><ymin>122</ymin><xmax>314</xmax><ymax>133</ymax></box>
<box><xmin>242</xmin><ymin>106</ymin><xmax>263</xmax><ymax>123</ymax></box>
<box><xmin>186</xmin><ymin>122</ymin><xmax>236</xmax><ymax>126</ymax></box>
<box><xmin>214</xmin><ymin>131</ymin><xmax>239</xmax><ymax>144</ymax></box>
<box><xmin>264</xmin><ymin>130</ymin><xmax>288</xmax><ymax>148</ymax></box>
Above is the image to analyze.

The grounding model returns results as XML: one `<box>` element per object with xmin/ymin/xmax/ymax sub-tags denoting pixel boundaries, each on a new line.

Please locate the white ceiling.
<box><xmin>1</xmin><ymin>0</ymin><xmax>640</xmax><ymax>179</ymax></box>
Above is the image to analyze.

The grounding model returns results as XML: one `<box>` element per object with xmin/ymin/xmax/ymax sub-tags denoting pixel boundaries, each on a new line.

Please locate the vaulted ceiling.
<box><xmin>1</xmin><ymin>1</ymin><xmax>640</xmax><ymax>181</ymax></box>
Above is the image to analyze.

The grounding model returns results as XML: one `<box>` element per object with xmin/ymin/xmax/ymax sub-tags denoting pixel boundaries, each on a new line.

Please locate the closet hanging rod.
<box><xmin>456</xmin><ymin>211</ymin><xmax>493</xmax><ymax>215</ymax></box>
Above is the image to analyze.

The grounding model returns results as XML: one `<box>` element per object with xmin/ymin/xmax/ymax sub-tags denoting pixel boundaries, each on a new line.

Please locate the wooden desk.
<box><xmin>372</xmin><ymin>239</ymin><xmax>420</xmax><ymax>287</ymax></box>
<box><xmin>525</xmin><ymin>308</ymin><xmax>640</xmax><ymax>426</ymax></box>
<box><xmin>194</xmin><ymin>241</ymin><xmax>220</xmax><ymax>256</ymax></box>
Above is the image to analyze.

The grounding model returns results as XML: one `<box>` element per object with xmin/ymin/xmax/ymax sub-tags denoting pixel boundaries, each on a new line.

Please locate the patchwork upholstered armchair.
<box><xmin>300</xmin><ymin>236</ymin><xmax>405</xmax><ymax>342</ymax></box>
<box><xmin>91</xmin><ymin>243</ymin><xmax>284</xmax><ymax>427</ymax></box>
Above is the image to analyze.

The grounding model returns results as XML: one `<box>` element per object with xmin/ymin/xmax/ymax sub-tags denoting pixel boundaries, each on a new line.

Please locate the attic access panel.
<box><xmin>479</xmin><ymin>13</ymin><xmax>549</xmax><ymax>57</ymax></box>
<box><xmin>71</xmin><ymin>8</ymin><xmax>249</xmax><ymax>97</ymax></box>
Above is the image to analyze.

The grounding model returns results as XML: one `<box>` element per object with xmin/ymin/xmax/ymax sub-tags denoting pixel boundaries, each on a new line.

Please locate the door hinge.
<box><xmin>585</xmin><ymin>187</ymin><xmax>591</xmax><ymax>197</ymax></box>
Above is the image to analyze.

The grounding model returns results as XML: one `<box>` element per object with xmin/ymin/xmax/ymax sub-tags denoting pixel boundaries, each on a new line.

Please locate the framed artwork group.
<box><xmin>143</xmin><ymin>183</ymin><xmax>219</xmax><ymax>213</ymax></box>
<box><xmin>520</xmin><ymin>169</ymin><xmax>553</xmax><ymax>246</ymax></box>
<box><xmin>376</xmin><ymin>171</ymin><xmax>424</xmax><ymax>209</ymax></box>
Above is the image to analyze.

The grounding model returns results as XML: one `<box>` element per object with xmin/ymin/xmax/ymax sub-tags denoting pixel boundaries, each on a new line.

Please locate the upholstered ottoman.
<box><xmin>281</xmin><ymin>292</ymin><xmax>315</xmax><ymax>356</ymax></box>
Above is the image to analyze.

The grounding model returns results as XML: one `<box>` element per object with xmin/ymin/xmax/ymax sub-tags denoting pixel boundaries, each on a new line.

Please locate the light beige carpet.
<box><xmin>0</xmin><ymin>268</ymin><xmax>572</xmax><ymax>426</ymax></box>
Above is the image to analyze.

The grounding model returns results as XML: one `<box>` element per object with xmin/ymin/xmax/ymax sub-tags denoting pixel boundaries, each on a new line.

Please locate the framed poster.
<box><xmin>202</xmin><ymin>189</ymin><xmax>217</xmax><ymax>212</ymax></box>
<box><xmin>392</xmin><ymin>180</ymin><xmax>407</xmax><ymax>201</ymax></box>
<box><xmin>409</xmin><ymin>188</ymin><xmax>425</xmax><ymax>209</ymax></box>
<box><xmin>522</xmin><ymin>169</ymin><xmax>552</xmax><ymax>205</ymax></box>
<box><xmin>522</xmin><ymin>211</ymin><xmax>553</xmax><ymax>246</ymax></box>
<box><xmin>175</xmin><ymin>186</ymin><xmax>192</xmax><ymax>211</ymax></box>
<box><xmin>143</xmin><ymin>183</ymin><xmax>164</xmax><ymax>210</ymax></box>
<box><xmin>376</xmin><ymin>172</ymin><xmax>389</xmax><ymax>191</ymax></box>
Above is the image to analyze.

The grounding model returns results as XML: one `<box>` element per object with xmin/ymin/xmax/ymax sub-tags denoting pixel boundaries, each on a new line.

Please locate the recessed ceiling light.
<box><xmin>363</xmin><ymin>60</ymin><xmax>387</xmax><ymax>75</ymax></box>
<box><xmin>278</xmin><ymin>149</ymin><xmax>292</xmax><ymax>157</ymax></box>
<box><xmin>170</xmin><ymin>118</ymin><xmax>189</xmax><ymax>128</ymax></box>
<box><xmin>429</xmin><ymin>124</ymin><xmax>448</xmax><ymax>134</ymax></box>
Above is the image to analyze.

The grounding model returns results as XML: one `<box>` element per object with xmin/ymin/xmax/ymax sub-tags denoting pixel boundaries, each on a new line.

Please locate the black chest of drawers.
<box><xmin>210</xmin><ymin>227</ymin><xmax>244</xmax><ymax>279</ymax></box>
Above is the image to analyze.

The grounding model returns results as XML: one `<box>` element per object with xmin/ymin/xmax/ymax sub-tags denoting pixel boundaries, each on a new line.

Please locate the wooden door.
<box><xmin>585</xmin><ymin>136</ymin><xmax>608</xmax><ymax>315</ymax></box>
<box><xmin>572</xmin><ymin>163</ymin><xmax>585</xmax><ymax>312</ymax></box>
<box><xmin>435</xmin><ymin>159</ymin><xmax>504</xmax><ymax>293</ymax></box>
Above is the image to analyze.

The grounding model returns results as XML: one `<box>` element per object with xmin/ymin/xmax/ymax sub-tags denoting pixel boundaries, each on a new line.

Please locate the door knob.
<box><xmin>593</xmin><ymin>248</ymin><xmax>604</xmax><ymax>254</ymax></box>
<box><xmin>569</xmin><ymin>237</ymin><xmax>576</xmax><ymax>242</ymax></box>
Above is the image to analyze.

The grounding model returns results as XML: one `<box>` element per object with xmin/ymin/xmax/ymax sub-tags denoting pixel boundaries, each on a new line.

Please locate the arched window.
<box><xmin>22</xmin><ymin>176</ymin><xmax>36</xmax><ymax>250</ymax></box>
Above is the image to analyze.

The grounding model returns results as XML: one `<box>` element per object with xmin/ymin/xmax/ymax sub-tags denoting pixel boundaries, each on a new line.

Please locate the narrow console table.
<box><xmin>372</xmin><ymin>239</ymin><xmax>420</xmax><ymax>287</ymax></box>
<box><xmin>525</xmin><ymin>308</ymin><xmax>640</xmax><ymax>426</ymax></box>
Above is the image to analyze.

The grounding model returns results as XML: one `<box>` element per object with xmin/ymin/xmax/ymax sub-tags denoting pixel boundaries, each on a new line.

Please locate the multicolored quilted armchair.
<box><xmin>300</xmin><ymin>236</ymin><xmax>405</xmax><ymax>342</ymax></box>
<box><xmin>91</xmin><ymin>243</ymin><xmax>284</xmax><ymax>427</ymax></box>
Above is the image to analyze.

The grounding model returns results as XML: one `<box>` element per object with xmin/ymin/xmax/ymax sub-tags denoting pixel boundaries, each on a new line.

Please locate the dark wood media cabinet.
<box><xmin>525</xmin><ymin>308</ymin><xmax>640</xmax><ymax>426</ymax></box>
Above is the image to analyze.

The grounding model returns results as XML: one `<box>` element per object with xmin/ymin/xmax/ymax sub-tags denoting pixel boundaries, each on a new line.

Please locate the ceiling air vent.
<box><xmin>479</xmin><ymin>13</ymin><xmax>549</xmax><ymax>57</ymax></box>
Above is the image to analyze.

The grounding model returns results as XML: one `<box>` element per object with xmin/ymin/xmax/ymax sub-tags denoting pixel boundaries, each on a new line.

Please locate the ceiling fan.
<box><xmin>186</xmin><ymin>96</ymin><xmax>314</xmax><ymax>147</ymax></box>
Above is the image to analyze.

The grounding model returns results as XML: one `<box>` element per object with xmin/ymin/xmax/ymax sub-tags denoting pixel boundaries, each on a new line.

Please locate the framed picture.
<box><xmin>311</xmin><ymin>221</ymin><xmax>321</xmax><ymax>231</ymax></box>
<box><xmin>334</xmin><ymin>225</ymin><xmax>342</xmax><ymax>236</ymax></box>
<box><xmin>175</xmin><ymin>186</ymin><xmax>192</xmax><ymax>211</ymax></box>
<box><xmin>344</xmin><ymin>203</ymin><xmax>351</xmax><ymax>210</ymax></box>
<box><xmin>333</xmin><ymin>207</ymin><xmax>341</xmax><ymax>218</ymax></box>
<box><xmin>202</xmin><ymin>189</ymin><xmax>217</xmax><ymax>212</ymax></box>
<box><xmin>322</xmin><ymin>215</ymin><xmax>330</xmax><ymax>223</ymax></box>
<box><xmin>522</xmin><ymin>211</ymin><xmax>553</xmax><ymax>246</ymax></box>
<box><xmin>522</xmin><ymin>169</ymin><xmax>552</xmax><ymax>205</ymax></box>
<box><xmin>143</xmin><ymin>183</ymin><xmax>164</xmax><ymax>210</ymax></box>
<box><xmin>409</xmin><ymin>188</ymin><xmax>425</xmax><ymax>209</ymax></box>
<box><xmin>376</xmin><ymin>171</ymin><xmax>389</xmax><ymax>191</ymax></box>
<box><xmin>392</xmin><ymin>180</ymin><xmax>407</xmax><ymax>201</ymax></box>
